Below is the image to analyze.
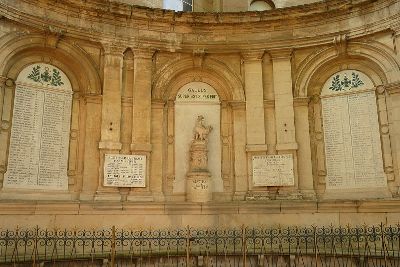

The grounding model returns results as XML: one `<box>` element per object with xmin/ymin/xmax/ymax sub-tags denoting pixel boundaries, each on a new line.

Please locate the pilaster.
<box><xmin>127</xmin><ymin>48</ymin><xmax>155</xmax><ymax>202</ymax></box>
<box><xmin>0</xmin><ymin>77</ymin><xmax>13</xmax><ymax>190</ymax></box>
<box><xmin>241</xmin><ymin>50</ymin><xmax>266</xmax><ymax>149</ymax></box>
<box><xmin>96</xmin><ymin>44</ymin><xmax>125</xmax><ymax>201</ymax></box>
<box><xmin>269</xmin><ymin>48</ymin><xmax>297</xmax><ymax>152</ymax></box>
<box><xmin>269</xmin><ymin>49</ymin><xmax>300</xmax><ymax>197</ymax></box>
<box><xmin>231</xmin><ymin>101</ymin><xmax>247</xmax><ymax>200</ymax></box>
<box><xmin>294</xmin><ymin>97</ymin><xmax>315</xmax><ymax>199</ymax></box>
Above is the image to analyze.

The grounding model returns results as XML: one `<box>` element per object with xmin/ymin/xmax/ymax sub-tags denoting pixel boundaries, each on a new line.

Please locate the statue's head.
<box><xmin>197</xmin><ymin>115</ymin><xmax>204</xmax><ymax>121</ymax></box>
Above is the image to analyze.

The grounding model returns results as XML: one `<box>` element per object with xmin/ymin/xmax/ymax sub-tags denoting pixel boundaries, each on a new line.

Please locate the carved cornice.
<box><xmin>0</xmin><ymin>0</ymin><xmax>396</xmax><ymax>53</ymax></box>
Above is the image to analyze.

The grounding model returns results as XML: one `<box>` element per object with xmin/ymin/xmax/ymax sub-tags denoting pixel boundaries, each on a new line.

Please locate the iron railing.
<box><xmin>0</xmin><ymin>224</ymin><xmax>400</xmax><ymax>266</ymax></box>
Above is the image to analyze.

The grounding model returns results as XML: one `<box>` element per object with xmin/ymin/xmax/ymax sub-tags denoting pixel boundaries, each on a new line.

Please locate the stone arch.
<box><xmin>152</xmin><ymin>56</ymin><xmax>244</xmax><ymax>102</ymax></box>
<box><xmin>0</xmin><ymin>32</ymin><xmax>101</xmax><ymax>95</ymax></box>
<box><xmin>294</xmin><ymin>41</ymin><xmax>400</xmax><ymax>97</ymax></box>
<box><xmin>249</xmin><ymin>0</ymin><xmax>275</xmax><ymax>11</ymax></box>
<box><xmin>0</xmin><ymin>32</ymin><xmax>101</xmax><ymax>199</ymax></box>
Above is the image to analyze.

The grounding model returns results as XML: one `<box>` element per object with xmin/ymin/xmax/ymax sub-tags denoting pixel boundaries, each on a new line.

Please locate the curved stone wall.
<box><xmin>0</xmin><ymin>0</ymin><xmax>399</xmax><ymax>228</ymax></box>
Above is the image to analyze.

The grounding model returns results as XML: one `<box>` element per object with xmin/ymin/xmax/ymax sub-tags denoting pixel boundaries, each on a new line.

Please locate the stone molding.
<box><xmin>1</xmin><ymin>199</ymin><xmax>400</xmax><ymax>216</ymax></box>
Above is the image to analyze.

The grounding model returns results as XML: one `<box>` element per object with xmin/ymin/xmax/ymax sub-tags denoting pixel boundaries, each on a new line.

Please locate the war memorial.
<box><xmin>0</xmin><ymin>0</ymin><xmax>399</xmax><ymax>265</ymax></box>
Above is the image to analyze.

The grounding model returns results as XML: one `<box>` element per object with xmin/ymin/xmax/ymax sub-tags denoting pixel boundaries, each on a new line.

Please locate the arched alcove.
<box><xmin>4</xmin><ymin>63</ymin><xmax>73</xmax><ymax>190</ymax></box>
<box><xmin>174</xmin><ymin>82</ymin><xmax>223</xmax><ymax>194</ymax></box>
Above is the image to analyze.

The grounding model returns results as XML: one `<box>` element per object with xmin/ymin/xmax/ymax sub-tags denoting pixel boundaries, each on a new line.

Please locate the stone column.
<box><xmin>231</xmin><ymin>101</ymin><xmax>247</xmax><ymax>200</ymax></box>
<box><xmin>270</xmin><ymin>49</ymin><xmax>300</xmax><ymax>198</ymax></box>
<box><xmin>96</xmin><ymin>44</ymin><xmax>124</xmax><ymax>201</ymax></box>
<box><xmin>128</xmin><ymin>48</ymin><xmax>154</xmax><ymax>201</ymax></box>
<box><xmin>294</xmin><ymin>97</ymin><xmax>315</xmax><ymax>199</ymax></box>
<box><xmin>0</xmin><ymin>76</ymin><xmax>11</xmax><ymax>189</ymax></box>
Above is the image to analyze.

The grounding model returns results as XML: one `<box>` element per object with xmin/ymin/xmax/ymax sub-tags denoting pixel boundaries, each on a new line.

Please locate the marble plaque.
<box><xmin>322</xmin><ymin>91</ymin><xmax>386</xmax><ymax>189</ymax></box>
<box><xmin>252</xmin><ymin>154</ymin><xmax>294</xmax><ymax>186</ymax></box>
<box><xmin>4</xmin><ymin>83</ymin><xmax>72</xmax><ymax>190</ymax></box>
<box><xmin>104</xmin><ymin>154</ymin><xmax>146</xmax><ymax>187</ymax></box>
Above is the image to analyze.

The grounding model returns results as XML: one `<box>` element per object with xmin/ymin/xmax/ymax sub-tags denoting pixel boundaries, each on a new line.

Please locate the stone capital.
<box><xmin>375</xmin><ymin>85</ymin><xmax>386</xmax><ymax>95</ymax></box>
<box><xmin>268</xmin><ymin>48</ymin><xmax>293</xmax><ymax>60</ymax></box>
<box><xmin>103</xmin><ymin>43</ymin><xmax>126</xmax><ymax>57</ymax></box>
<box><xmin>229</xmin><ymin>101</ymin><xmax>246</xmax><ymax>110</ymax></box>
<box><xmin>151</xmin><ymin>100</ymin><xmax>165</xmax><ymax>109</ymax></box>
<box><xmin>0</xmin><ymin>76</ymin><xmax>7</xmax><ymax>86</ymax></box>
<box><xmin>133</xmin><ymin>48</ymin><xmax>155</xmax><ymax>60</ymax></box>
<box><xmin>293</xmin><ymin>97</ymin><xmax>310</xmax><ymax>107</ymax></box>
<box><xmin>241</xmin><ymin>50</ymin><xmax>265</xmax><ymax>61</ymax></box>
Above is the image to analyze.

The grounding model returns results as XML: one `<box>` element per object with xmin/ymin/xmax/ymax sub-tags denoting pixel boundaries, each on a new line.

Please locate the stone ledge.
<box><xmin>0</xmin><ymin>199</ymin><xmax>399</xmax><ymax>215</ymax></box>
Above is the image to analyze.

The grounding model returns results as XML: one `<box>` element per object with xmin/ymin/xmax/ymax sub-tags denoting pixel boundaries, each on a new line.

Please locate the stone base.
<box><xmin>0</xmin><ymin>189</ymin><xmax>75</xmax><ymax>201</ymax></box>
<box><xmin>322</xmin><ymin>188</ymin><xmax>392</xmax><ymax>200</ymax></box>
<box><xmin>186</xmin><ymin>171</ymin><xmax>212</xmax><ymax>202</ymax></box>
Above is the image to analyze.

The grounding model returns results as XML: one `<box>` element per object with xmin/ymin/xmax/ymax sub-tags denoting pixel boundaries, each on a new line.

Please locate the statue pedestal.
<box><xmin>186</xmin><ymin>139</ymin><xmax>212</xmax><ymax>202</ymax></box>
<box><xmin>186</xmin><ymin>172</ymin><xmax>212</xmax><ymax>202</ymax></box>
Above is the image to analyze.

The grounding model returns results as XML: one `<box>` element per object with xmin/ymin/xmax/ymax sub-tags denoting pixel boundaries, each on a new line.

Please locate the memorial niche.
<box><xmin>174</xmin><ymin>82</ymin><xmax>223</xmax><ymax>194</ymax></box>
<box><xmin>4</xmin><ymin>63</ymin><xmax>72</xmax><ymax>190</ymax></box>
<box><xmin>320</xmin><ymin>70</ymin><xmax>387</xmax><ymax>191</ymax></box>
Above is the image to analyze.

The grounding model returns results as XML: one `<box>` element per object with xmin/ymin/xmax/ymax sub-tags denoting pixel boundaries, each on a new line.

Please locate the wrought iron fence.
<box><xmin>0</xmin><ymin>224</ymin><xmax>399</xmax><ymax>266</ymax></box>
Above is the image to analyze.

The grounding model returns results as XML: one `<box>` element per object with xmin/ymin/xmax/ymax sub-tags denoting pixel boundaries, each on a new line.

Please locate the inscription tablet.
<box><xmin>252</xmin><ymin>154</ymin><xmax>294</xmax><ymax>186</ymax></box>
<box><xmin>104</xmin><ymin>154</ymin><xmax>146</xmax><ymax>187</ymax></box>
<box><xmin>4</xmin><ymin>83</ymin><xmax>72</xmax><ymax>190</ymax></box>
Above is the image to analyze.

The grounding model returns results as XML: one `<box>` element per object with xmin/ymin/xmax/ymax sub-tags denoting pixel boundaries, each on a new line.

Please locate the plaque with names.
<box><xmin>322</xmin><ymin>91</ymin><xmax>386</xmax><ymax>189</ymax></box>
<box><xmin>104</xmin><ymin>154</ymin><xmax>146</xmax><ymax>187</ymax></box>
<box><xmin>4</xmin><ymin>83</ymin><xmax>72</xmax><ymax>190</ymax></box>
<box><xmin>252</xmin><ymin>154</ymin><xmax>295</xmax><ymax>186</ymax></box>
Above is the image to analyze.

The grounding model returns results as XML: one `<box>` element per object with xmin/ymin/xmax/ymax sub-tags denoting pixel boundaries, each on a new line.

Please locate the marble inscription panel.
<box><xmin>104</xmin><ymin>154</ymin><xmax>146</xmax><ymax>187</ymax></box>
<box><xmin>4</xmin><ymin>84</ymin><xmax>72</xmax><ymax>190</ymax></box>
<box><xmin>322</xmin><ymin>91</ymin><xmax>386</xmax><ymax>189</ymax></box>
<box><xmin>252</xmin><ymin>154</ymin><xmax>294</xmax><ymax>186</ymax></box>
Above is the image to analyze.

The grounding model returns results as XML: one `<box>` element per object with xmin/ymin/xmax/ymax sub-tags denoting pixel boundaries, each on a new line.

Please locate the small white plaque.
<box><xmin>252</xmin><ymin>154</ymin><xmax>294</xmax><ymax>186</ymax></box>
<box><xmin>104</xmin><ymin>154</ymin><xmax>146</xmax><ymax>187</ymax></box>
